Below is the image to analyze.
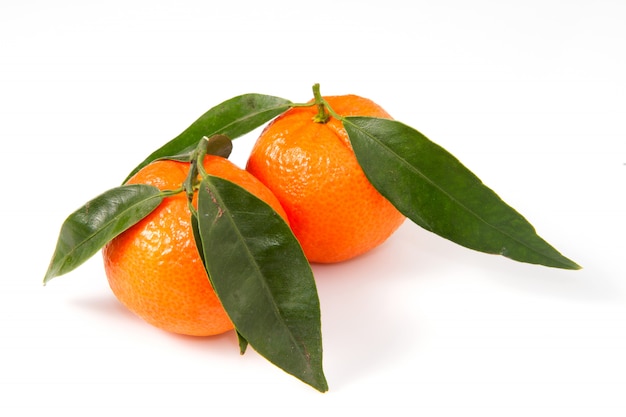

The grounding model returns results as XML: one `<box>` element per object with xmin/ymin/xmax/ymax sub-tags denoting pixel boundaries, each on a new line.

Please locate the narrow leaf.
<box><xmin>44</xmin><ymin>184</ymin><xmax>163</xmax><ymax>284</ymax></box>
<box><xmin>125</xmin><ymin>94</ymin><xmax>292</xmax><ymax>181</ymax></box>
<box><xmin>196</xmin><ymin>175</ymin><xmax>328</xmax><ymax>392</ymax></box>
<box><xmin>344</xmin><ymin>116</ymin><xmax>580</xmax><ymax>270</ymax></box>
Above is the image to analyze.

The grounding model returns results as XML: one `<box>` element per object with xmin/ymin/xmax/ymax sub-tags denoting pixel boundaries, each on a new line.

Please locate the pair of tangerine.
<box><xmin>103</xmin><ymin>95</ymin><xmax>404</xmax><ymax>336</ymax></box>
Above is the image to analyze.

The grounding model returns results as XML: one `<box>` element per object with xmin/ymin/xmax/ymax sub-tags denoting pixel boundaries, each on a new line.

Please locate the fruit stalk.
<box><xmin>312</xmin><ymin>83</ymin><xmax>330</xmax><ymax>124</ymax></box>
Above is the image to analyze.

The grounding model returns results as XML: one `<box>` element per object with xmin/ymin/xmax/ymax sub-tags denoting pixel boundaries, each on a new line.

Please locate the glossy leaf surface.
<box><xmin>125</xmin><ymin>94</ymin><xmax>291</xmax><ymax>181</ymax></box>
<box><xmin>344</xmin><ymin>116</ymin><xmax>580</xmax><ymax>270</ymax></box>
<box><xmin>196</xmin><ymin>175</ymin><xmax>327</xmax><ymax>392</ymax></box>
<box><xmin>44</xmin><ymin>184</ymin><xmax>163</xmax><ymax>283</ymax></box>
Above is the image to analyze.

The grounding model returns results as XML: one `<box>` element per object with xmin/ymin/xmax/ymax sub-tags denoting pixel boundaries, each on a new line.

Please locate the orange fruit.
<box><xmin>102</xmin><ymin>155</ymin><xmax>288</xmax><ymax>336</ymax></box>
<box><xmin>246</xmin><ymin>95</ymin><xmax>405</xmax><ymax>263</ymax></box>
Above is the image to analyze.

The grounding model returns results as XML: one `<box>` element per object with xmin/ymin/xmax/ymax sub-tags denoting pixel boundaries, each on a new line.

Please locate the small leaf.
<box><xmin>196</xmin><ymin>175</ymin><xmax>328</xmax><ymax>392</ymax></box>
<box><xmin>344</xmin><ymin>116</ymin><xmax>581</xmax><ymax>270</ymax></box>
<box><xmin>125</xmin><ymin>94</ymin><xmax>292</xmax><ymax>182</ymax></box>
<box><xmin>236</xmin><ymin>331</ymin><xmax>249</xmax><ymax>355</ymax></box>
<box><xmin>44</xmin><ymin>184</ymin><xmax>163</xmax><ymax>284</ymax></box>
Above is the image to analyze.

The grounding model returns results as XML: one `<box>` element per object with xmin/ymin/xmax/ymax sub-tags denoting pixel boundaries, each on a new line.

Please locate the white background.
<box><xmin>1</xmin><ymin>0</ymin><xmax>625</xmax><ymax>415</ymax></box>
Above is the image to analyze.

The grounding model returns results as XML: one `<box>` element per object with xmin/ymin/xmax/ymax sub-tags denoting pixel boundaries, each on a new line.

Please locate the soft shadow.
<box><xmin>311</xmin><ymin>227</ymin><xmax>430</xmax><ymax>388</ymax></box>
<box><xmin>309</xmin><ymin>221</ymin><xmax>622</xmax><ymax>389</ymax></box>
<box><xmin>69</xmin><ymin>294</ymin><xmax>136</xmax><ymax>319</ymax></box>
<box><xmin>489</xmin><ymin>258</ymin><xmax>622</xmax><ymax>304</ymax></box>
<box><xmin>380</xmin><ymin>221</ymin><xmax>623</xmax><ymax>304</ymax></box>
<box><xmin>164</xmin><ymin>329</ymin><xmax>240</xmax><ymax>355</ymax></box>
<box><xmin>69</xmin><ymin>294</ymin><xmax>240</xmax><ymax>354</ymax></box>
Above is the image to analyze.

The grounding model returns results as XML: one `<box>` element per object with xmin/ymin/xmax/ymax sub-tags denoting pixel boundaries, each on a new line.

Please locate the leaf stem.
<box><xmin>247</xmin><ymin>83</ymin><xmax>345</xmax><ymax>125</ymax></box>
<box><xmin>289</xmin><ymin>84</ymin><xmax>345</xmax><ymax>125</ymax></box>
<box><xmin>311</xmin><ymin>83</ymin><xmax>330</xmax><ymax>124</ymax></box>
<box><xmin>195</xmin><ymin>137</ymin><xmax>210</xmax><ymax>178</ymax></box>
<box><xmin>159</xmin><ymin>187</ymin><xmax>184</xmax><ymax>198</ymax></box>
<box><xmin>182</xmin><ymin>137</ymin><xmax>211</xmax><ymax>215</ymax></box>
<box><xmin>320</xmin><ymin>97</ymin><xmax>344</xmax><ymax>122</ymax></box>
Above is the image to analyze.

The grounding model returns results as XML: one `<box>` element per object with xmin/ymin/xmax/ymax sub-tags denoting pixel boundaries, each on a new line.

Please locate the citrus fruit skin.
<box><xmin>102</xmin><ymin>156</ymin><xmax>288</xmax><ymax>336</ymax></box>
<box><xmin>246</xmin><ymin>95</ymin><xmax>406</xmax><ymax>263</ymax></box>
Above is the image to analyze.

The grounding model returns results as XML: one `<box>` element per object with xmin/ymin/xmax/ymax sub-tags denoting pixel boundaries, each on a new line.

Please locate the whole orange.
<box><xmin>246</xmin><ymin>95</ymin><xmax>406</xmax><ymax>263</ymax></box>
<box><xmin>102</xmin><ymin>155</ymin><xmax>288</xmax><ymax>336</ymax></box>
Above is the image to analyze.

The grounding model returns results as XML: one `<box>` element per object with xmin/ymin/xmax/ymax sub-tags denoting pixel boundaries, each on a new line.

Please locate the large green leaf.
<box><xmin>125</xmin><ymin>94</ymin><xmax>292</xmax><ymax>182</ymax></box>
<box><xmin>195</xmin><ymin>175</ymin><xmax>327</xmax><ymax>392</ymax></box>
<box><xmin>343</xmin><ymin>116</ymin><xmax>580</xmax><ymax>270</ymax></box>
<box><xmin>44</xmin><ymin>184</ymin><xmax>163</xmax><ymax>284</ymax></box>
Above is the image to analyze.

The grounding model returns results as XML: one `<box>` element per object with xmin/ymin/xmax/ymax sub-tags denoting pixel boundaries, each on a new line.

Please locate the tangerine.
<box><xmin>246</xmin><ymin>94</ymin><xmax>405</xmax><ymax>263</ymax></box>
<box><xmin>102</xmin><ymin>155</ymin><xmax>288</xmax><ymax>336</ymax></box>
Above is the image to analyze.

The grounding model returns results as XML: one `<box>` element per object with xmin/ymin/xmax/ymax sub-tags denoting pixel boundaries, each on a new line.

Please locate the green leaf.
<box><xmin>343</xmin><ymin>116</ymin><xmax>581</xmax><ymax>270</ymax></box>
<box><xmin>194</xmin><ymin>210</ymin><xmax>256</xmax><ymax>356</ymax></box>
<box><xmin>195</xmin><ymin>175</ymin><xmax>328</xmax><ymax>392</ymax></box>
<box><xmin>163</xmin><ymin>134</ymin><xmax>234</xmax><ymax>163</ymax></box>
<box><xmin>44</xmin><ymin>184</ymin><xmax>163</xmax><ymax>284</ymax></box>
<box><xmin>124</xmin><ymin>94</ymin><xmax>292</xmax><ymax>182</ymax></box>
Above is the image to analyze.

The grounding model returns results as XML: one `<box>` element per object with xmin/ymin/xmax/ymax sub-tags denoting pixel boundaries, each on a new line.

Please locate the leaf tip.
<box><xmin>547</xmin><ymin>250</ymin><xmax>582</xmax><ymax>270</ymax></box>
<box><xmin>564</xmin><ymin>259</ymin><xmax>583</xmax><ymax>271</ymax></box>
<box><xmin>316</xmin><ymin>379</ymin><xmax>329</xmax><ymax>393</ymax></box>
<box><xmin>43</xmin><ymin>264</ymin><xmax>58</xmax><ymax>286</ymax></box>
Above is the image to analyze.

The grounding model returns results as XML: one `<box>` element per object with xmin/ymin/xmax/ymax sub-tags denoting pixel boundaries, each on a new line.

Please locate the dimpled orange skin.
<box><xmin>246</xmin><ymin>95</ymin><xmax>406</xmax><ymax>263</ymax></box>
<box><xmin>102</xmin><ymin>156</ymin><xmax>288</xmax><ymax>336</ymax></box>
